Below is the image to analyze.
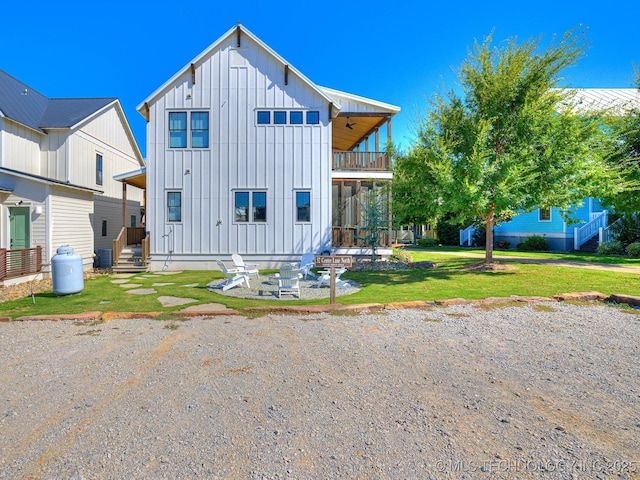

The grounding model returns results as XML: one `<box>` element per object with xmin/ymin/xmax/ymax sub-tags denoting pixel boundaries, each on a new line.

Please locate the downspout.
<box><xmin>46</xmin><ymin>185</ymin><xmax>53</xmax><ymax>273</ymax></box>
<box><xmin>65</xmin><ymin>137</ymin><xmax>71</xmax><ymax>183</ymax></box>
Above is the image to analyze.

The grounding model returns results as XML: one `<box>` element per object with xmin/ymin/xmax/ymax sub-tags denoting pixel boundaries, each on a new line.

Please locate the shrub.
<box><xmin>495</xmin><ymin>240</ymin><xmax>511</xmax><ymax>249</ymax></box>
<box><xmin>597</xmin><ymin>240</ymin><xmax>625</xmax><ymax>256</ymax></box>
<box><xmin>625</xmin><ymin>242</ymin><xmax>640</xmax><ymax>258</ymax></box>
<box><xmin>472</xmin><ymin>227</ymin><xmax>486</xmax><ymax>247</ymax></box>
<box><xmin>610</xmin><ymin>213</ymin><xmax>640</xmax><ymax>247</ymax></box>
<box><xmin>516</xmin><ymin>235</ymin><xmax>549</xmax><ymax>251</ymax></box>
<box><xmin>391</xmin><ymin>247</ymin><xmax>413</xmax><ymax>263</ymax></box>
<box><xmin>417</xmin><ymin>237</ymin><xmax>438</xmax><ymax>248</ymax></box>
<box><xmin>436</xmin><ymin>214</ymin><xmax>464</xmax><ymax>246</ymax></box>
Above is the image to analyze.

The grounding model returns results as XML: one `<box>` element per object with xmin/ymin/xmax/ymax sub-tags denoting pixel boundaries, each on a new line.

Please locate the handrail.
<box><xmin>112</xmin><ymin>227</ymin><xmax>126</xmax><ymax>267</ymax></box>
<box><xmin>574</xmin><ymin>211</ymin><xmax>607</xmax><ymax>250</ymax></box>
<box><xmin>142</xmin><ymin>234</ymin><xmax>150</xmax><ymax>267</ymax></box>
<box><xmin>459</xmin><ymin>225</ymin><xmax>476</xmax><ymax>246</ymax></box>
<box><xmin>599</xmin><ymin>217</ymin><xmax>620</xmax><ymax>244</ymax></box>
<box><xmin>332</xmin><ymin>151</ymin><xmax>391</xmax><ymax>171</ymax></box>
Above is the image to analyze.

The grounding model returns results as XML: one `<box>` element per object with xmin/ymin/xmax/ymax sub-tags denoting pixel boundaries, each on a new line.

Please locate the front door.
<box><xmin>9</xmin><ymin>207</ymin><xmax>30</xmax><ymax>250</ymax></box>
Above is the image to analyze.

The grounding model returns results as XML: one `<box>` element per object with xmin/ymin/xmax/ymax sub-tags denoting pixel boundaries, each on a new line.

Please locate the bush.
<box><xmin>417</xmin><ymin>237</ymin><xmax>438</xmax><ymax>248</ymax></box>
<box><xmin>516</xmin><ymin>235</ymin><xmax>549</xmax><ymax>251</ymax></box>
<box><xmin>625</xmin><ymin>242</ymin><xmax>640</xmax><ymax>258</ymax></box>
<box><xmin>610</xmin><ymin>213</ymin><xmax>640</xmax><ymax>247</ymax></box>
<box><xmin>472</xmin><ymin>227</ymin><xmax>486</xmax><ymax>247</ymax></box>
<box><xmin>495</xmin><ymin>240</ymin><xmax>510</xmax><ymax>249</ymax></box>
<box><xmin>436</xmin><ymin>214</ymin><xmax>464</xmax><ymax>246</ymax></box>
<box><xmin>597</xmin><ymin>240</ymin><xmax>625</xmax><ymax>256</ymax></box>
<box><xmin>391</xmin><ymin>247</ymin><xmax>413</xmax><ymax>263</ymax></box>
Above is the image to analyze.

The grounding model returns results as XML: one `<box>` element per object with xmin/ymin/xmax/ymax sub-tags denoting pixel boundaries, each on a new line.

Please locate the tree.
<box><xmin>355</xmin><ymin>187</ymin><xmax>390</xmax><ymax>261</ymax></box>
<box><xmin>394</xmin><ymin>27</ymin><xmax>627</xmax><ymax>264</ymax></box>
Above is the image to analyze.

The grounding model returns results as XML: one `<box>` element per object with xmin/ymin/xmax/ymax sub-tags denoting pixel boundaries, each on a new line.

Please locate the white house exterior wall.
<box><xmin>50</xmin><ymin>186</ymin><xmax>94</xmax><ymax>268</ymax></box>
<box><xmin>146</xmin><ymin>34</ymin><xmax>332</xmax><ymax>269</ymax></box>
<box><xmin>0</xmin><ymin>118</ymin><xmax>42</xmax><ymax>174</ymax></box>
<box><xmin>94</xmin><ymin>196</ymin><xmax>141</xmax><ymax>251</ymax></box>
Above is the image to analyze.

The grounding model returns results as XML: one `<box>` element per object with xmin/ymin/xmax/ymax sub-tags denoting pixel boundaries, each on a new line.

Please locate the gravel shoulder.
<box><xmin>1</xmin><ymin>303</ymin><xmax>639</xmax><ymax>479</ymax></box>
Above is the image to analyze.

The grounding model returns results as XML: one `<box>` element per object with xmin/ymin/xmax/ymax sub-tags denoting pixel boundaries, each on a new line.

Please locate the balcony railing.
<box><xmin>332</xmin><ymin>226</ymin><xmax>391</xmax><ymax>248</ymax></box>
<box><xmin>333</xmin><ymin>151</ymin><xmax>391</xmax><ymax>171</ymax></box>
<box><xmin>0</xmin><ymin>246</ymin><xmax>43</xmax><ymax>281</ymax></box>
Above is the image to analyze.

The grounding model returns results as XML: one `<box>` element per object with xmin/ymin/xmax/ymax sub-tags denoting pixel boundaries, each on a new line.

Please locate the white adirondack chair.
<box><xmin>231</xmin><ymin>253</ymin><xmax>260</xmax><ymax>279</ymax></box>
<box><xmin>216</xmin><ymin>260</ymin><xmax>250</xmax><ymax>291</ymax></box>
<box><xmin>316</xmin><ymin>267</ymin><xmax>347</xmax><ymax>288</ymax></box>
<box><xmin>298</xmin><ymin>252</ymin><xmax>316</xmax><ymax>279</ymax></box>
<box><xmin>278</xmin><ymin>264</ymin><xmax>300</xmax><ymax>298</ymax></box>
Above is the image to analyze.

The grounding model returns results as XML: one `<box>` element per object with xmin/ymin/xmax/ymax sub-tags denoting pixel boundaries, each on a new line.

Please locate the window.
<box><xmin>191</xmin><ymin>112</ymin><xmax>209</xmax><ymax>148</ymax></box>
<box><xmin>167</xmin><ymin>192</ymin><xmax>182</xmax><ymax>222</ymax></box>
<box><xmin>257</xmin><ymin>111</ymin><xmax>270</xmax><ymax>124</ymax></box>
<box><xmin>306</xmin><ymin>111</ymin><xmax>319</xmax><ymax>124</ymax></box>
<box><xmin>96</xmin><ymin>154</ymin><xmax>103</xmax><ymax>186</ymax></box>
<box><xmin>169</xmin><ymin>112</ymin><xmax>187</xmax><ymax>148</ymax></box>
<box><xmin>169</xmin><ymin>112</ymin><xmax>208</xmax><ymax>148</ymax></box>
<box><xmin>101</xmin><ymin>220</ymin><xmax>107</xmax><ymax>237</ymax></box>
<box><xmin>274</xmin><ymin>111</ymin><xmax>287</xmax><ymax>125</ymax></box>
<box><xmin>130</xmin><ymin>215</ymin><xmax>136</xmax><ymax>227</ymax></box>
<box><xmin>539</xmin><ymin>207</ymin><xmax>551</xmax><ymax>221</ymax></box>
<box><xmin>290</xmin><ymin>111</ymin><xmax>303</xmax><ymax>124</ymax></box>
<box><xmin>235</xmin><ymin>191</ymin><xmax>267</xmax><ymax>223</ymax></box>
<box><xmin>296</xmin><ymin>191</ymin><xmax>311</xmax><ymax>222</ymax></box>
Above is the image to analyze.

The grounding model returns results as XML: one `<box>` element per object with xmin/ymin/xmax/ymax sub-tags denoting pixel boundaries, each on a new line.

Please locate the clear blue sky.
<box><xmin>3</xmin><ymin>0</ymin><xmax>638</xmax><ymax>156</ymax></box>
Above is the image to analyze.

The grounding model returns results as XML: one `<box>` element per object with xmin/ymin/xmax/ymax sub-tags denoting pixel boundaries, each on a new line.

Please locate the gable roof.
<box><xmin>137</xmin><ymin>24</ymin><xmax>341</xmax><ymax>117</ymax></box>
<box><xmin>0</xmin><ymin>69</ymin><xmax>116</xmax><ymax>132</ymax></box>
<box><xmin>561</xmin><ymin>88</ymin><xmax>640</xmax><ymax>114</ymax></box>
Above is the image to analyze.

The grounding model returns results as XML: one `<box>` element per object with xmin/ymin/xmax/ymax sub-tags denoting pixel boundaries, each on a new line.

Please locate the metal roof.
<box><xmin>561</xmin><ymin>88</ymin><xmax>640</xmax><ymax>114</ymax></box>
<box><xmin>0</xmin><ymin>69</ymin><xmax>116</xmax><ymax>131</ymax></box>
<box><xmin>0</xmin><ymin>167</ymin><xmax>104</xmax><ymax>194</ymax></box>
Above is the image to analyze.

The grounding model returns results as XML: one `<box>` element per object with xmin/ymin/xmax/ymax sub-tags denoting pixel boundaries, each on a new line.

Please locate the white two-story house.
<box><xmin>137</xmin><ymin>24</ymin><xmax>399</xmax><ymax>270</ymax></box>
<box><xmin>0</xmin><ymin>69</ymin><xmax>144</xmax><ymax>284</ymax></box>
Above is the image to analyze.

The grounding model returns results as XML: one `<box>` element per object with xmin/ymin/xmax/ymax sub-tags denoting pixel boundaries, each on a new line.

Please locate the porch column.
<box><xmin>387</xmin><ymin>118</ymin><xmax>392</xmax><ymax>143</ymax></box>
<box><xmin>375</xmin><ymin>128</ymin><xmax>379</xmax><ymax>152</ymax></box>
<box><xmin>122</xmin><ymin>183</ymin><xmax>127</xmax><ymax>228</ymax></box>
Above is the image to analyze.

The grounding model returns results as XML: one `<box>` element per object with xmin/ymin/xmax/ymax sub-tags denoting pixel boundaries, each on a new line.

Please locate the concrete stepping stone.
<box><xmin>179</xmin><ymin>303</ymin><xmax>238</xmax><ymax>316</ymax></box>
<box><xmin>157</xmin><ymin>296</ymin><xmax>197</xmax><ymax>307</ymax></box>
<box><xmin>111</xmin><ymin>279</ymin><xmax>130</xmax><ymax>284</ymax></box>
<box><xmin>111</xmin><ymin>273</ymin><xmax>135</xmax><ymax>279</ymax></box>
<box><xmin>126</xmin><ymin>288</ymin><xmax>157</xmax><ymax>295</ymax></box>
<box><xmin>155</xmin><ymin>271</ymin><xmax>183</xmax><ymax>275</ymax></box>
<box><xmin>152</xmin><ymin>282</ymin><xmax>175</xmax><ymax>287</ymax></box>
<box><xmin>183</xmin><ymin>283</ymin><xmax>199</xmax><ymax>288</ymax></box>
<box><xmin>138</xmin><ymin>275</ymin><xmax>161</xmax><ymax>279</ymax></box>
<box><xmin>120</xmin><ymin>284</ymin><xmax>143</xmax><ymax>289</ymax></box>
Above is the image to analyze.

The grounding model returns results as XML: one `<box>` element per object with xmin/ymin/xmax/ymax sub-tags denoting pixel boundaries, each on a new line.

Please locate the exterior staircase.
<box><xmin>578</xmin><ymin>236</ymin><xmax>599</xmax><ymax>253</ymax></box>
<box><xmin>112</xmin><ymin>246</ymin><xmax>149</xmax><ymax>273</ymax></box>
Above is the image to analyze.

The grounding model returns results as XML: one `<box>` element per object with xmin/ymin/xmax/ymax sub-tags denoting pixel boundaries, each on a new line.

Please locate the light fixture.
<box><xmin>345</xmin><ymin>117</ymin><xmax>356</xmax><ymax>130</ymax></box>
<box><xmin>35</xmin><ymin>206</ymin><xmax>43</xmax><ymax>215</ymax></box>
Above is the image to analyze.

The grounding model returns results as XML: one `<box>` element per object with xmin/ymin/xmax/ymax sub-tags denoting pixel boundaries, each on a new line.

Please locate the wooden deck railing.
<box><xmin>127</xmin><ymin>227</ymin><xmax>145</xmax><ymax>245</ymax></box>
<box><xmin>142</xmin><ymin>234</ymin><xmax>150</xmax><ymax>267</ymax></box>
<box><xmin>112</xmin><ymin>227</ymin><xmax>127</xmax><ymax>267</ymax></box>
<box><xmin>333</xmin><ymin>151</ymin><xmax>391</xmax><ymax>171</ymax></box>
<box><xmin>0</xmin><ymin>246</ymin><xmax>43</xmax><ymax>281</ymax></box>
<box><xmin>332</xmin><ymin>227</ymin><xmax>391</xmax><ymax>248</ymax></box>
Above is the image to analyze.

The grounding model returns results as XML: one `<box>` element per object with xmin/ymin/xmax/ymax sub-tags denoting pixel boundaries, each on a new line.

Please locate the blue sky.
<box><xmin>3</xmin><ymin>0</ymin><xmax>638</xmax><ymax>156</ymax></box>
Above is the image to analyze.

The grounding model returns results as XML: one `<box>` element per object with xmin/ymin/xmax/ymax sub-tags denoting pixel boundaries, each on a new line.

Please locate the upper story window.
<box><xmin>96</xmin><ymin>153</ymin><xmax>103</xmax><ymax>186</ymax></box>
<box><xmin>539</xmin><ymin>207</ymin><xmax>551</xmax><ymax>221</ymax></box>
<box><xmin>256</xmin><ymin>109</ymin><xmax>320</xmax><ymax>125</ymax></box>
<box><xmin>274</xmin><ymin>111</ymin><xmax>287</xmax><ymax>125</ymax></box>
<box><xmin>306</xmin><ymin>111</ymin><xmax>320</xmax><ymax>124</ymax></box>
<box><xmin>290</xmin><ymin>111</ymin><xmax>303</xmax><ymax>124</ymax></box>
<box><xmin>169</xmin><ymin>111</ymin><xmax>209</xmax><ymax>149</ymax></box>
<box><xmin>257</xmin><ymin>111</ymin><xmax>270</xmax><ymax>125</ymax></box>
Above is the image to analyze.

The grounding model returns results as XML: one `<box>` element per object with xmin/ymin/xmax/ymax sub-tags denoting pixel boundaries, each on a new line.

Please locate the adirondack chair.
<box><xmin>298</xmin><ymin>252</ymin><xmax>316</xmax><ymax>279</ymax></box>
<box><xmin>216</xmin><ymin>260</ymin><xmax>250</xmax><ymax>291</ymax></box>
<box><xmin>278</xmin><ymin>264</ymin><xmax>300</xmax><ymax>298</ymax></box>
<box><xmin>231</xmin><ymin>254</ymin><xmax>260</xmax><ymax>279</ymax></box>
<box><xmin>316</xmin><ymin>267</ymin><xmax>347</xmax><ymax>288</ymax></box>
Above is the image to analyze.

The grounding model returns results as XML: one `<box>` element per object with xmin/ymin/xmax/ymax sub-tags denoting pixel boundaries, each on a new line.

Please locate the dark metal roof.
<box><xmin>0</xmin><ymin>69</ymin><xmax>115</xmax><ymax>131</ymax></box>
<box><xmin>0</xmin><ymin>167</ymin><xmax>103</xmax><ymax>194</ymax></box>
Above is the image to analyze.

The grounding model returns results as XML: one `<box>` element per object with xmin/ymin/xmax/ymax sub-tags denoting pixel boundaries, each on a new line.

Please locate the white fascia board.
<box><xmin>113</xmin><ymin>166</ymin><xmax>146</xmax><ymax>182</ymax></box>
<box><xmin>137</xmin><ymin>24</ymin><xmax>339</xmax><ymax>115</ymax></box>
<box><xmin>319</xmin><ymin>86</ymin><xmax>401</xmax><ymax>114</ymax></box>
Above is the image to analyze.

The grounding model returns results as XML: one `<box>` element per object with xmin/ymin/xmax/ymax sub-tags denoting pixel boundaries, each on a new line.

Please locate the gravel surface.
<box><xmin>1</xmin><ymin>303</ymin><xmax>639</xmax><ymax>479</ymax></box>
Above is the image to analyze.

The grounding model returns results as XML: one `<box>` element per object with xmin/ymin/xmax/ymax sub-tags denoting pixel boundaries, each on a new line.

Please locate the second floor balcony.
<box><xmin>332</xmin><ymin>151</ymin><xmax>391</xmax><ymax>172</ymax></box>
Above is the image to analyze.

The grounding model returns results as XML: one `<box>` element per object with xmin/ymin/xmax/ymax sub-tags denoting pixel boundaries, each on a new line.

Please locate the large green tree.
<box><xmin>394</xmin><ymin>28</ymin><xmax>627</xmax><ymax>263</ymax></box>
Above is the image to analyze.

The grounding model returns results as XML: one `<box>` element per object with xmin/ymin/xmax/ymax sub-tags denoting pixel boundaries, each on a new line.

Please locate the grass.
<box><xmin>0</xmin><ymin>250</ymin><xmax>638</xmax><ymax>320</ymax></box>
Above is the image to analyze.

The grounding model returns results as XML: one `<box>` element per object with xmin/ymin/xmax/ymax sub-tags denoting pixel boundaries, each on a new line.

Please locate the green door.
<box><xmin>10</xmin><ymin>207</ymin><xmax>30</xmax><ymax>250</ymax></box>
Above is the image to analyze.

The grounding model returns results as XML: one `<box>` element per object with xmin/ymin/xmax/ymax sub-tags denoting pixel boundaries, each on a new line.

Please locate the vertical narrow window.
<box><xmin>290</xmin><ymin>111</ymin><xmax>303</xmax><ymax>124</ymax></box>
<box><xmin>306</xmin><ymin>111</ymin><xmax>319</xmax><ymax>124</ymax></box>
<box><xmin>167</xmin><ymin>192</ymin><xmax>182</xmax><ymax>222</ymax></box>
<box><xmin>130</xmin><ymin>215</ymin><xmax>136</xmax><ymax>227</ymax></box>
<box><xmin>169</xmin><ymin>112</ymin><xmax>187</xmax><ymax>148</ymax></box>
<box><xmin>539</xmin><ymin>207</ymin><xmax>551</xmax><ymax>221</ymax></box>
<box><xmin>252</xmin><ymin>192</ymin><xmax>267</xmax><ymax>222</ymax></box>
<box><xmin>296</xmin><ymin>191</ymin><xmax>311</xmax><ymax>222</ymax></box>
<box><xmin>96</xmin><ymin>154</ymin><xmax>103</xmax><ymax>185</ymax></box>
<box><xmin>101</xmin><ymin>220</ymin><xmax>107</xmax><ymax>237</ymax></box>
<box><xmin>257</xmin><ymin>111</ymin><xmax>270</xmax><ymax>124</ymax></box>
<box><xmin>274</xmin><ymin>111</ymin><xmax>287</xmax><ymax>125</ymax></box>
<box><xmin>191</xmin><ymin>112</ymin><xmax>209</xmax><ymax>148</ymax></box>
<box><xmin>235</xmin><ymin>192</ymin><xmax>249</xmax><ymax>222</ymax></box>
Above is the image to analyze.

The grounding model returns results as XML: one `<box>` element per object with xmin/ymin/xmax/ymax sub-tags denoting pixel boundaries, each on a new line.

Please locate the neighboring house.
<box><xmin>137</xmin><ymin>24</ymin><xmax>399</xmax><ymax>270</ymax></box>
<box><xmin>0</xmin><ymin>69</ymin><xmax>144</xmax><ymax>284</ymax></box>
<box><xmin>461</xmin><ymin>88</ymin><xmax>640</xmax><ymax>252</ymax></box>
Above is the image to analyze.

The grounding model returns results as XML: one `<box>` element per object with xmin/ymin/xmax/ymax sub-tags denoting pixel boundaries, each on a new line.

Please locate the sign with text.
<box><xmin>314</xmin><ymin>255</ymin><xmax>353</xmax><ymax>268</ymax></box>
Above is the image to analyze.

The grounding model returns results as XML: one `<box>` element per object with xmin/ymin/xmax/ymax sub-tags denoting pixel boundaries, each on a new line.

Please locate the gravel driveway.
<box><xmin>1</xmin><ymin>303</ymin><xmax>639</xmax><ymax>479</ymax></box>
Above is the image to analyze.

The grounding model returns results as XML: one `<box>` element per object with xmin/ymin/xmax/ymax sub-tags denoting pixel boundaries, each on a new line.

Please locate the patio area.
<box><xmin>206</xmin><ymin>274</ymin><xmax>361</xmax><ymax>300</ymax></box>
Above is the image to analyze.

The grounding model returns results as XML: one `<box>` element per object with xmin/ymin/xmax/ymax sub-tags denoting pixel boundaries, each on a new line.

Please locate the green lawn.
<box><xmin>1</xmin><ymin>250</ymin><xmax>638</xmax><ymax>319</ymax></box>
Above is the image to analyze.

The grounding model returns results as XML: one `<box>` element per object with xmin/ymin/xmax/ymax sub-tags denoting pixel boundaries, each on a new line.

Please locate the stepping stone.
<box><xmin>180</xmin><ymin>303</ymin><xmax>237</xmax><ymax>315</ymax></box>
<box><xmin>155</xmin><ymin>271</ymin><xmax>182</xmax><ymax>275</ymax></box>
<box><xmin>111</xmin><ymin>273</ymin><xmax>135</xmax><ymax>279</ymax></box>
<box><xmin>183</xmin><ymin>283</ymin><xmax>199</xmax><ymax>288</ymax></box>
<box><xmin>157</xmin><ymin>296</ymin><xmax>198</xmax><ymax>307</ymax></box>
<box><xmin>138</xmin><ymin>275</ymin><xmax>161</xmax><ymax>279</ymax></box>
<box><xmin>152</xmin><ymin>282</ymin><xmax>175</xmax><ymax>287</ymax></box>
<box><xmin>111</xmin><ymin>279</ymin><xmax>130</xmax><ymax>284</ymax></box>
<box><xmin>120</xmin><ymin>283</ymin><xmax>143</xmax><ymax>289</ymax></box>
<box><xmin>126</xmin><ymin>288</ymin><xmax>157</xmax><ymax>295</ymax></box>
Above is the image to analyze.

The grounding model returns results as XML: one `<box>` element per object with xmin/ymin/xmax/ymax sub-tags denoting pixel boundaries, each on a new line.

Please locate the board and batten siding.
<box><xmin>0</xmin><ymin>118</ymin><xmax>42</xmax><ymax>174</ymax></box>
<box><xmin>146</xmin><ymin>33</ymin><xmax>332</xmax><ymax>267</ymax></box>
